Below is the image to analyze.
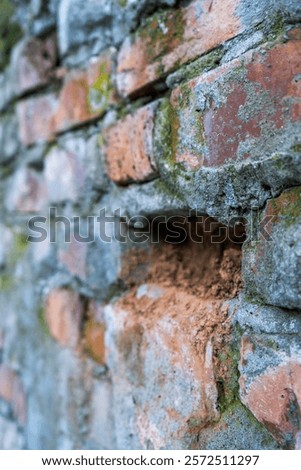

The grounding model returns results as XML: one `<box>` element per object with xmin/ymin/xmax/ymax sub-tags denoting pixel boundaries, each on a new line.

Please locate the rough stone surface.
<box><xmin>1</xmin><ymin>0</ymin><xmax>301</xmax><ymax>452</ymax></box>
<box><xmin>5</xmin><ymin>166</ymin><xmax>48</xmax><ymax>213</ymax></box>
<box><xmin>243</xmin><ymin>187</ymin><xmax>301</xmax><ymax>310</ymax></box>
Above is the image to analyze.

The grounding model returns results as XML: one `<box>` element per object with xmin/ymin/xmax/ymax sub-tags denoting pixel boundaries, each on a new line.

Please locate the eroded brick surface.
<box><xmin>117</xmin><ymin>0</ymin><xmax>242</xmax><ymax>97</ymax></box>
<box><xmin>169</xmin><ymin>30</ymin><xmax>301</xmax><ymax>169</ymax></box>
<box><xmin>54</xmin><ymin>49</ymin><xmax>116</xmax><ymax>133</ymax></box>
<box><xmin>103</xmin><ymin>102</ymin><xmax>158</xmax><ymax>184</ymax></box>
<box><xmin>44</xmin><ymin>289</ymin><xmax>84</xmax><ymax>348</ymax></box>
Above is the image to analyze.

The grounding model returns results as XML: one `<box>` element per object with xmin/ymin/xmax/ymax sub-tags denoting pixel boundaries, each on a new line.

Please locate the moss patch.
<box><xmin>267</xmin><ymin>186</ymin><xmax>301</xmax><ymax>227</ymax></box>
<box><xmin>88</xmin><ymin>63</ymin><xmax>114</xmax><ymax>114</ymax></box>
<box><xmin>0</xmin><ymin>0</ymin><xmax>22</xmax><ymax>71</ymax></box>
<box><xmin>138</xmin><ymin>7</ymin><xmax>185</xmax><ymax>75</ymax></box>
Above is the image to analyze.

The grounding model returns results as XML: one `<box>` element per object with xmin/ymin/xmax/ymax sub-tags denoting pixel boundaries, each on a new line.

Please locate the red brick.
<box><xmin>6</xmin><ymin>166</ymin><xmax>48</xmax><ymax>213</ymax></box>
<box><xmin>17</xmin><ymin>93</ymin><xmax>58</xmax><ymax>146</ymax></box>
<box><xmin>103</xmin><ymin>102</ymin><xmax>158</xmax><ymax>184</ymax></box>
<box><xmin>240</xmin><ymin>356</ymin><xmax>301</xmax><ymax>448</ymax></box>
<box><xmin>117</xmin><ymin>0</ymin><xmax>241</xmax><ymax>97</ymax></box>
<box><xmin>45</xmin><ymin>289</ymin><xmax>84</xmax><ymax>348</ymax></box>
<box><xmin>170</xmin><ymin>30</ymin><xmax>301</xmax><ymax>169</ymax></box>
<box><xmin>54</xmin><ymin>49</ymin><xmax>116</xmax><ymax>133</ymax></box>
<box><xmin>0</xmin><ymin>365</ymin><xmax>26</xmax><ymax>426</ymax></box>
<box><xmin>15</xmin><ymin>34</ymin><xmax>57</xmax><ymax>95</ymax></box>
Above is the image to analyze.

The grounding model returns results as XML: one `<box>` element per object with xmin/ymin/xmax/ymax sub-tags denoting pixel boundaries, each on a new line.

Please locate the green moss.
<box><xmin>37</xmin><ymin>304</ymin><xmax>50</xmax><ymax>336</ymax></box>
<box><xmin>9</xmin><ymin>232</ymin><xmax>28</xmax><ymax>265</ymax></box>
<box><xmin>0</xmin><ymin>0</ymin><xmax>22</xmax><ymax>71</ymax></box>
<box><xmin>118</xmin><ymin>0</ymin><xmax>127</xmax><ymax>7</ymax></box>
<box><xmin>0</xmin><ymin>273</ymin><xmax>13</xmax><ymax>291</ymax></box>
<box><xmin>270</xmin><ymin>12</ymin><xmax>286</xmax><ymax>38</ymax></box>
<box><xmin>172</xmin><ymin>48</ymin><xmax>223</xmax><ymax>84</ymax></box>
<box><xmin>140</xmin><ymin>7</ymin><xmax>184</xmax><ymax>69</ymax></box>
<box><xmin>291</xmin><ymin>144</ymin><xmax>301</xmax><ymax>153</ymax></box>
<box><xmin>88</xmin><ymin>63</ymin><xmax>113</xmax><ymax>114</ymax></box>
<box><xmin>216</xmin><ymin>344</ymin><xmax>240</xmax><ymax>414</ymax></box>
<box><xmin>268</xmin><ymin>187</ymin><xmax>301</xmax><ymax>227</ymax></box>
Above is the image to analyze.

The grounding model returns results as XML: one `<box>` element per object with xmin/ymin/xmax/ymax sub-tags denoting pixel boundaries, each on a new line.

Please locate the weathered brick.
<box><xmin>44</xmin><ymin>289</ymin><xmax>84</xmax><ymax>348</ymax></box>
<box><xmin>117</xmin><ymin>0</ymin><xmax>242</xmax><ymax>97</ymax></box>
<box><xmin>5</xmin><ymin>166</ymin><xmax>48</xmax><ymax>213</ymax></box>
<box><xmin>234</xmin><ymin>299</ymin><xmax>301</xmax><ymax>449</ymax></box>
<box><xmin>243</xmin><ymin>187</ymin><xmax>301</xmax><ymax>310</ymax></box>
<box><xmin>105</xmin><ymin>295</ymin><xmax>222</xmax><ymax>449</ymax></box>
<box><xmin>13</xmin><ymin>34</ymin><xmax>57</xmax><ymax>95</ymax></box>
<box><xmin>240</xmin><ymin>343</ymin><xmax>301</xmax><ymax>449</ymax></box>
<box><xmin>54</xmin><ymin>49</ymin><xmax>116</xmax><ymax>133</ymax></box>
<box><xmin>103</xmin><ymin>102</ymin><xmax>158</xmax><ymax>184</ymax></box>
<box><xmin>17</xmin><ymin>93</ymin><xmax>58</xmax><ymax>146</ymax></box>
<box><xmin>0</xmin><ymin>365</ymin><xmax>26</xmax><ymax>426</ymax></box>
<box><xmin>83</xmin><ymin>301</ymin><xmax>106</xmax><ymax>364</ymax></box>
<box><xmin>169</xmin><ymin>30</ymin><xmax>301</xmax><ymax>169</ymax></box>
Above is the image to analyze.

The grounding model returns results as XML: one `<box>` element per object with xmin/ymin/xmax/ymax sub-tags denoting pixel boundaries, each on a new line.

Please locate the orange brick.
<box><xmin>103</xmin><ymin>102</ymin><xmax>158</xmax><ymax>184</ymax></box>
<box><xmin>54</xmin><ymin>49</ymin><xmax>116</xmax><ymax>133</ymax></box>
<box><xmin>45</xmin><ymin>289</ymin><xmax>84</xmax><ymax>348</ymax></box>
<box><xmin>240</xmin><ymin>357</ymin><xmax>301</xmax><ymax>448</ymax></box>
<box><xmin>117</xmin><ymin>0</ymin><xmax>241</xmax><ymax>97</ymax></box>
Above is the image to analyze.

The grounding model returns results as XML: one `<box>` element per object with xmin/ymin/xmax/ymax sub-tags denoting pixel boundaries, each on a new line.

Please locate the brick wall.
<box><xmin>0</xmin><ymin>0</ymin><xmax>301</xmax><ymax>450</ymax></box>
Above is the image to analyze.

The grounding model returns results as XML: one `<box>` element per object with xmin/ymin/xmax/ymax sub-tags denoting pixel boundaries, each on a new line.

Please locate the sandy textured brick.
<box><xmin>44</xmin><ymin>289</ymin><xmax>84</xmax><ymax>348</ymax></box>
<box><xmin>17</xmin><ymin>93</ymin><xmax>58</xmax><ymax>146</ymax></box>
<box><xmin>169</xmin><ymin>29</ymin><xmax>301</xmax><ymax>170</ymax></box>
<box><xmin>105</xmin><ymin>238</ymin><xmax>242</xmax><ymax>449</ymax></box>
<box><xmin>103</xmin><ymin>102</ymin><xmax>158</xmax><ymax>184</ymax></box>
<box><xmin>54</xmin><ymin>49</ymin><xmax>116</xmax><ymax>133</ymax></box>
<box><xmin>117</xmin><ymin>0</ymin><xmax>241</xmax><ymax>97</ymax></box>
